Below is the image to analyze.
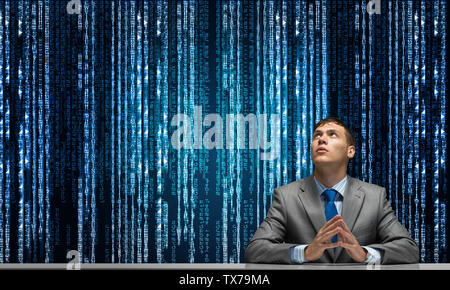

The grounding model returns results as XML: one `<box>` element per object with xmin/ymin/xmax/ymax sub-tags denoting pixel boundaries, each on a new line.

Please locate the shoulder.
<box><xmin>349</xmin><ymin>176</ymin><xmax>386</xmax><ymax>197</ymax></box>
<box><xmin>275</xmin><ymin>180</ymin><xmax>301</xmax><ymax>193</ymax></box>
<box><xmin>273</xmin><ymin>176</ymin><xmax>312</xmax><ymax>198</ymax></box>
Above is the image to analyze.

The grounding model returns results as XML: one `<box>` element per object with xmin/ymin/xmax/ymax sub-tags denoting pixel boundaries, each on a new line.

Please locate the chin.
<box><xmin>312</xmin><ymin>155</ymin><xmax>331</xmax><ymax>161</ymax></box>
<box><xmin>312</xmin><ymin>159</ymin><xmax>331</xmax><ymax>165</ymax></box>
<box><xmin>312</xmin><ymin>159</ymin><xmax>339</xmax><ymax>166</ymax></box>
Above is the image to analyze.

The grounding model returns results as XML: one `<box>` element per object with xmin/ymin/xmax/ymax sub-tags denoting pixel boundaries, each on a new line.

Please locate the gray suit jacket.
<box><xmin>245</xmin><ymin>175</ymin><xmax>420</xmax><ymax>264</ymax></box>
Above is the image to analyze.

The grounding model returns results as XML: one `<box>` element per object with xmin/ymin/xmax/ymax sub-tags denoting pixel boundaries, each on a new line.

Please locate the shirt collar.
<box><xmin>313</xmin><ymin>175</ymin><xmax>348</xmax><ymax>198</ymax></box>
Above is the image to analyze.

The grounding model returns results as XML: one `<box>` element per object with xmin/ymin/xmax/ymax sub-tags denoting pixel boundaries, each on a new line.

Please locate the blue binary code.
<box><xmin>0</xmin><ymin>0</ymin><xmax>447</xmax><ymax>263</ymax></box>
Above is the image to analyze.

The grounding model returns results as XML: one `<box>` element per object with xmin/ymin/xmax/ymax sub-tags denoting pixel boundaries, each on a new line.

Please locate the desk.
<box><xmin>0</xmin><ymin>263</ymin><xmax>449</xmax><ymax>270</ymax></box>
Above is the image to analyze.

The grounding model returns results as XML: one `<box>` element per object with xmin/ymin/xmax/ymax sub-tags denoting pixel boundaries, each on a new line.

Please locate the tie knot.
<box><xmin>323</xmin><ymin>189</ymin><xmax>337</xmax><ymax>203</ymax></box>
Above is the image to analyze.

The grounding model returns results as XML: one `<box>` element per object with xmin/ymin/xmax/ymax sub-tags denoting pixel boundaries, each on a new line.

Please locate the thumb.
<box><xmin>324</xmin><ymin>241</ymin><xmax>340</xmax><ymax>249</ymax></box>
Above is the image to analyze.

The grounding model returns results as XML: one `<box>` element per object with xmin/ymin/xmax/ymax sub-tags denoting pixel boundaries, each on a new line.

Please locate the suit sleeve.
<box><xmin>367</xmin><ymin>187</ymin><xmax>420</xmax><ymax>264</ymax></box>
<box><xmin>245</xmin><ymin>188</ymin><xmax>298</xmax><ymax>264</ymax></box>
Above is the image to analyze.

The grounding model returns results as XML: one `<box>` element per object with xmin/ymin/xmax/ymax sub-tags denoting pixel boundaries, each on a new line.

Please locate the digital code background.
<box><xmin>0</xmin><ymin>0</ymin><xmax>448</xmax><ymax>263</ymax></box>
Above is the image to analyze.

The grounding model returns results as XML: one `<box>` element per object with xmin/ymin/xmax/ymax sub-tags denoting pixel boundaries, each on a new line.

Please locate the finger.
<box><xmin>337</xmin><ymin>219</ymin><xmax>352</xmax><ymax>233</ymax></box>
<box><xmin>323</xmin><ymin>242</ymin><xmax>340</xmax><ymax>249</ymax></box>
<box><xmin>323</xmin><ymin>215</ymin><xmax>342</xmax><ymax>229</ymax></box>
<box><xmin>319</xmin><ymin>222</ymin><xmax>340</xmax><ymax>238</ymax></box>
<box><xmin>321</xmin><ymin>215</ymin><xmax>343</xmax><ymax>233</ymax></box>
<box><xmin>338</xmin><ymin>242</ymin><xmax>356</xmax><ymax>250</ymax></box>
<box><xmin>337</xmin><ymin>228</ymin><xmax>354</xmax><ymax>242</ymax></box>
<box><xmin>320</xmin><ymin>227</ymin><xmax>340</xmax><ymax>242</ymax></box>
<box><xmin>336</xmin><ymin>230</ymin><xmax>345</xmax><ymax>243</ymax></box>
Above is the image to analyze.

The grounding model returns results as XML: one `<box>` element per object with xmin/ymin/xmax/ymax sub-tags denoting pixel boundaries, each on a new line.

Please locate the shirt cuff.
<box><xmin>362</xmin><ymin>246</ymin><xmax>382</xmax><ymax>264</ymax></box>
<box><xmin>290</xmin><ymin>245</ymin><xmax>309</xmax><ymax>264</ymax></box>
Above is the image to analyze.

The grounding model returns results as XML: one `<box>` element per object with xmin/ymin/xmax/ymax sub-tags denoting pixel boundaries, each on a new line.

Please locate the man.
<box><xmin>245</xmin><ymin>117</ymin><xmax>419</xmax><ymax>264</ymax></box>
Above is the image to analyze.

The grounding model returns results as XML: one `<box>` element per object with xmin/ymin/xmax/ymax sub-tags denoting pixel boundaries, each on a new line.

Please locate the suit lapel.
<box><xmin>334</xmin><ymin>176</ymin><xmax>365</xmax><ymax>262</ymax></box>
<box><xmin>297</xmin><ymin>175</ymin><xmax>326</xmax><ymax>234</ymax></box>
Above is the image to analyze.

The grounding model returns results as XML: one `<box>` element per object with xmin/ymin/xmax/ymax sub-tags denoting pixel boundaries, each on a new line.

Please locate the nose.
<box><xmin>318</xmin><ymin>135</ymin><xmax>327</xmax><ymax>144</ymax></box>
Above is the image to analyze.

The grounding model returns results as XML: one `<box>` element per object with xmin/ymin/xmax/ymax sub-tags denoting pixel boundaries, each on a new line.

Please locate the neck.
<box><xmin>313</xmin><ymin>165</ymin><xmax>347</xmax><ymax>188</ymax></box>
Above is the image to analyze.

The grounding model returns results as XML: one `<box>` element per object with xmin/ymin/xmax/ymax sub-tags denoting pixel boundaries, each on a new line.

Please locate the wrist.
<box><xmin>357</xmin><ymin>247</ymin><xmax>368</xmax><ymax>263</ymax></box>
<box><xmin>304</xmin><ymin>245</ymin><xmax>311</xmax><ymax>261</ymax></box>
<box><xmin>304</xmin><ymin>245</ymin><xmax>318</xmax><ymax>262</ymax></box>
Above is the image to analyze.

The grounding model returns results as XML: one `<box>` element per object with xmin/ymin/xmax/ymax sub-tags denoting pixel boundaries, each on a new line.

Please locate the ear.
<box><xmin>347</xmin><ymin>145</ymin><xmax>355</xmax><ymax>159</ymax></box>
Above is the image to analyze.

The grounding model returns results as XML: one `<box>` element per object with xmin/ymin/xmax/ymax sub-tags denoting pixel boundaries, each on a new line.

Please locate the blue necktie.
<box><xmin>323</xmin><ymin>189</ymin><xmax>338</xmax><ymax>243</ymax></box>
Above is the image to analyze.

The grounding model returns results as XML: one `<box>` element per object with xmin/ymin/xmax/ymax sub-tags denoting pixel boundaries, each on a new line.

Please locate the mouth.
<box><xmin>316</xmin><ymin>148</ymin><xmax>328</xmax><ymax>153</ymax></box>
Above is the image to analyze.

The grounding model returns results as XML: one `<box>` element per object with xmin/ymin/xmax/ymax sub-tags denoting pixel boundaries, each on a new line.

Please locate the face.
<box><xmin>310</xmin><ymin>122</ymin><xmax>355</xmax><ymax>167</ymax></box>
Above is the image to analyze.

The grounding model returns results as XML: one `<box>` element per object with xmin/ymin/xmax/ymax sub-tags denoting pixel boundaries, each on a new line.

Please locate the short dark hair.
<box><xmin>313</xmin><ymin>117</ymin><xmax>356</xmax><ymax>147</ymax></box>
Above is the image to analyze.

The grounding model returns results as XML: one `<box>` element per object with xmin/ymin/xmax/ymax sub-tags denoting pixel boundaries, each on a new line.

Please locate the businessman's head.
<box><xmin>311</xmin><ymin>117</ymin><xmax>355</xmax><ymax>169</ymax></box>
